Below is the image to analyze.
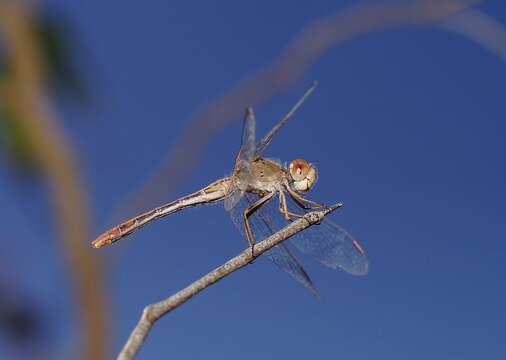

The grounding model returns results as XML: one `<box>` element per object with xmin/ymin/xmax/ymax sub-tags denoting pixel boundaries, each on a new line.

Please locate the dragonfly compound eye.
<box><xmin>290</xmin><ymin>159</ymin><xmax>318</xmax><ymax>192</ymax></box>
<box><xmin>289</xmin><ymin>158</ymin><xmax>309</xmax><ymax>181</ymax></box>
<box><xmin>306</xmin><ymin>165</ymin><xmax>317</xmax><ymax>189</ymax></box>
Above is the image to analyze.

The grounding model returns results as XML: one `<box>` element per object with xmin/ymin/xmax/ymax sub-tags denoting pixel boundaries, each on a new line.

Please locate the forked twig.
<box><xmin>117</xmin><ymin>203</ymin><xmax>342</xmax><ymax>360</ymax></box>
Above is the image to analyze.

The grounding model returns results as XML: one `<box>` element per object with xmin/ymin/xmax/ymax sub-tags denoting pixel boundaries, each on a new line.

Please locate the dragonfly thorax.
<box><xmin>239</xmin><ymin>158</ymin><xmax>286</xmax><ymax>194</ymax></box>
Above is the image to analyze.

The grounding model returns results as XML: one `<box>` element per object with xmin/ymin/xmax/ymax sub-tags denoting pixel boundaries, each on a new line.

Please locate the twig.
<box><xmin>117</xmin><ymin>203</ymin><xmax>342</xmax><ymax>360</ymax></box>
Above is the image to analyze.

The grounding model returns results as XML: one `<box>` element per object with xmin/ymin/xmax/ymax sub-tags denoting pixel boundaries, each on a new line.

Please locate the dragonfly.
<box><xmin>92</xmin><ymin>81</ymin><xmax>368</xmax><ymax>296</ymax></box>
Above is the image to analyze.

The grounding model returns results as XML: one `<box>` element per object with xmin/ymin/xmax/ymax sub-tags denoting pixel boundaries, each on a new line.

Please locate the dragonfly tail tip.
<box><xmin>91</xmin><ymin>239</ymin><xmax>105</xmax><ymax>249</ymax></box>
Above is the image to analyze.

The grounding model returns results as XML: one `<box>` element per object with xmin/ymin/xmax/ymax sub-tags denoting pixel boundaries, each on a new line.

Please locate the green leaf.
<box><xmin>35</xmin><ymin>12</ymin><xmax>91</xmax><ymax>104</ymax></box>
<box><xmin>0</xmin><ymin>108</ymin><xmax>38</xmax><ymax>172</ymax></box>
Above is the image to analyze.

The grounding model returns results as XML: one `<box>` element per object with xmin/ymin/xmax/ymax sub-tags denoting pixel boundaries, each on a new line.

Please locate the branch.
<box><xmin>117</xmin><ymin>203</ymin><xmax>342</xmax><ymax>360</ymax></box>
<box><xmin>440</xmin><ymin>9</ymin><xmax>506</xmax><ymax>62</ymax></box>
<box><xmin>0</xmin><ymin>3</ymin><xmax>110</xmax><ymax>359</ymax></box>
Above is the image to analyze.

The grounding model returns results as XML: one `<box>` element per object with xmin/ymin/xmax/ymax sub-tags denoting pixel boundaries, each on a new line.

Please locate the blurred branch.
<box><xmin>0</xmin><ymin>3</ymin><xmax>109</xmax><ymax>360</ymax></box>
<box><xmin>440</xmin><ymin>9</ymin><xmax>506</xmax><ymax>61</ymax></box>
<box><xmin>121</xmin><ymin>0</ymin><xmax>481</xmax><ymax>218</ymax></box>
<box><xmin>117</xmin><ymin>204</ymin><xmax>342</xmax><ymax>360</ymax></box>
<box><xmin>0</xmin><ymin>10</ymin><xmax>89</xmax><ymax>172</ymax></box>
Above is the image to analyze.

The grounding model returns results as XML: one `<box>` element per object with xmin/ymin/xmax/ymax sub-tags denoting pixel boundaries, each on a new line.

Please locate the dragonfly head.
<box><xmin>289</xmin><ymin>158</ymin><xmax>317</xmax><ymax>192</ymax></box>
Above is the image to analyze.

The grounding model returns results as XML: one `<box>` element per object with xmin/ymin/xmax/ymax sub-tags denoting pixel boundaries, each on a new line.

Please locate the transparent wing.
<box><xmin>265</xmin><ymin>243</ymin><xmax>319</xmax><ymax>297</ymax></box>
<box><xmin>230</xmin><ymin>191</ymin><xmax>368</xmax><ymax>276</ymax></box>
<box><xmin>224</xmin><ymin>188</ymin><xmax>243</xmax><ymax>211</ymax></box>
<box><xmin>286</xmin><ymin>195</ymin><xmax>369</xmax><ymax>275</ymax></box>
<box><xmin>290</xmin><ymin>217</ymin><xmax>369</xmax><ymax>275</ymax></box>
<box><xmin>238</xmin><ymin>107</ymin><xmax>256</xmax><ymax>165</ymax></box>
<box><xmin>255</xmin><ymin>82</ymin><xmax>317</xmax><ymax>157</ymax></box>
<box><xmin>225</xmin><ymin>108</ymin><xmax>257</xmax><ymax>211</ymax></box>
<box><xmin>229</xmin><ymin>193</ymin><xmax>319</xmax><ymax>296</ymax></box>
<box><xmin>290</xmin><ymin>220</ymin><xmax>369</xmax><ymax>274</ymax></box>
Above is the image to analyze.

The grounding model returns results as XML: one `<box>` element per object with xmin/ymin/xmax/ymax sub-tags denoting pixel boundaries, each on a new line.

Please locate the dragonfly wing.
<box><xmin>255</xmin><ymin>82</ymin><xmax>317</xmax><ymax>157</ymax></box>
<box><xmin>237</xmin><ymin>107</ymin><xmax>256</xmax><ymax>165</ymax></box>
<box><xmin>285</xmin><ymin>196</ymin><xmax>369</xmax><ymax>275</ymax></box>
<box><xmin>228</xmin><ymin>193</ymin><xmax>318</xmax><ymax>296</ymax></box>
<box><xmin>266</xmin><ymin>243</ymin><xmax>319</xmax><ymax>297</ymax></box>
<box><xmin>226</xmin><ymin>108</ymin><xmax>256</xmax><ymax>211</ymax></box>
<box><xmin>224</xmin><ymin>187</ymin><xmax>244</xmax><ymax>211</ymax></box>
<box><xmin>289</xmin><ymin>218</ymin><xmax>369</xmax><ymax>275</ymax></box>
<box><xmin>254</xmin><ymin>202</ymin><xmax>319</xmax><ymax>296</ymax></box>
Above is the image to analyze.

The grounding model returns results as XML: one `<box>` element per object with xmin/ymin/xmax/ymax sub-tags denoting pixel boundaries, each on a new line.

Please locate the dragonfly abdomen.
<box><xmin>92</xmin><ymin>178</ymin><xmax>230</xmax><ymax>248</ymax></box>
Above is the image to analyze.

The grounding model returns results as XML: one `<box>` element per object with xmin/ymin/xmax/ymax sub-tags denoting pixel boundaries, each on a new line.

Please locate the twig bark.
<box><xmin>117</xmin><ymin>203</ymin><xmax>342</xmax><ymax>360</ymax></box>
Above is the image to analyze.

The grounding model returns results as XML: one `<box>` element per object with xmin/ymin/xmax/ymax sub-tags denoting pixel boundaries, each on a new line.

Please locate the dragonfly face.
<box><xmin>289</xmin><ymin>158</ymin><xmax>317</xmax><ymax>192</ymax></box>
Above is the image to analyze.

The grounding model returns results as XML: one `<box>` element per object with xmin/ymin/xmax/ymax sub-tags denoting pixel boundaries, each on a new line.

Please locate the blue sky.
<box><xmin>1</xmin><ymin>0</ymin><xmax>506</xmax><ymax>359</ymax></box>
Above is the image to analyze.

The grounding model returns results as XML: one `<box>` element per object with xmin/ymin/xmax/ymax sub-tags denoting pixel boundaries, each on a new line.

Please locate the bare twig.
<box><xmin>117</xmin><ymin>203</ymin><xmax>342</xmax><ymax>360</ymax></box>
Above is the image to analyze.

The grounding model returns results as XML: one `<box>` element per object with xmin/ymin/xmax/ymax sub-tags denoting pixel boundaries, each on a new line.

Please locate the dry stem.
<box><xmin>0</xmin><ymin>3</ymin><xmax>109</xmax><ymax>359</ymax></box>
<box><xmin>117</xmin><ymin>204</ymin><xmax>341</xmax><ymax>360</ymax></box>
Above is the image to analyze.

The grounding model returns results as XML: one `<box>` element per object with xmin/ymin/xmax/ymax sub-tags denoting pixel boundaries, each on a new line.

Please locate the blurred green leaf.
<box><xmin>0</xmin><ymin>9</ymin><xmax>92</xmax><ymax>172</ymax></box>
<box><xmin>0</xmin><ymin>108</ymin><xmax>38</xmax><ymax>172</ymax></box>
<box><xmin>35</xmin><ymin>12</ymin><xmax>91</xmax><ymax>104</ymax></box>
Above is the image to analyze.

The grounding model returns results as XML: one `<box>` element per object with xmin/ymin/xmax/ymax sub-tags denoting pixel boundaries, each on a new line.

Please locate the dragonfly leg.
<box><xmin>284</xmin><ymin>187</ymin><xmax>308</xmax><ymax>209</ymax></box>
<box><xmin>243</xmin><ymin>192</ymin><xmax>275</xmax><ymax>257</ymax></box>
<box><xmin>286</xmin><ymin>186</ymin><xmax>326</xmax><ymax>209</ymax></box>
<box><xmin>278</xmin><ymin>191</ymin><xmax>303</xmax><ymax>221</ymax></box>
